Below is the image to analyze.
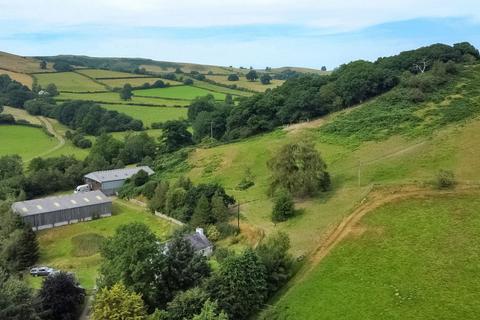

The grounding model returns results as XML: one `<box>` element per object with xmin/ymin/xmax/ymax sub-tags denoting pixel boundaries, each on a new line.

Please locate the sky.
<box><xmin>0</xmin><ymin>0</ymin><xmax>480</xmax><ymax>69</ymax></box>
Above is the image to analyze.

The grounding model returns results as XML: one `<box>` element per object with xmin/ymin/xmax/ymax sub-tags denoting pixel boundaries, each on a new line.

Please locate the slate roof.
<box><xmin>84</xmin><ymin>166</ymin><xmax>154</xmax><ymax>183</ymax></box>
<box><xmin>11</xmin><ymin>191</ymin><xmax>111</xmax><ymax>217</ymax></box>
<box><xmin>184</xmin><ymin>232</ymin><xmax>213</xmax><ymax>251</ymax></box>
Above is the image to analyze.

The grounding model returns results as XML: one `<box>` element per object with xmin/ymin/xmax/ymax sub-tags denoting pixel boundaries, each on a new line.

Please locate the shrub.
<box><xmin>206</xmin><ymin>225</ymin><xmax>221</xmax><ymax>241</ymax></box>
<box><xmin>436</xmin><ymin>169</ymin><xmax>456</xmax><ymax>189</ymax></box>
<box><xmin>227</xmin><ymin>74</ymin><xmax>239</xmax><ymax>81</ymax></box>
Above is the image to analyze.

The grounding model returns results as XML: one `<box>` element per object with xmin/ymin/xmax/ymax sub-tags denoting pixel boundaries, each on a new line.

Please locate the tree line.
<box><xmin>184</xmin><ymin>42</ymin><xmax>479</xmax><ymax>141</ymax></box>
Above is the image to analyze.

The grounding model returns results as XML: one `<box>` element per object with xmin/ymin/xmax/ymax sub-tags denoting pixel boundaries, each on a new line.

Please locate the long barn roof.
<box><xmin>84</xmin><ymin>166</ymin><xmax>154</xmax><ymax>183</ymax></box>
<box><xmin>11</xmin><ymin>190</ymin><xmax>111</xmax><ymax>216</ymax></box>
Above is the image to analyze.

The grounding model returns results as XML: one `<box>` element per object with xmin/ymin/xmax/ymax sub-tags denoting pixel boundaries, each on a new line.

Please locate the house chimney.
<box><xmin>196</xmin><ymin>227</ymin><xmax>204</xmax><ymax>236</ymax></box>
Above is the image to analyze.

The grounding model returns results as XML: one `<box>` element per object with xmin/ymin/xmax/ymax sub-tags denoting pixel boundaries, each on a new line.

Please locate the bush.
<box><xmin>436</xmin><ymin>169</ymin><xmax>456</xmax><ymax>189</ymax></box>
<box><xmin>206</xmin><ymin>225</ymin><xmax>221</xmax><ymax>241</ymax></box>
<box><xmin>271</xmin><ymin>191</ymin><xmax>295</xmax><ymax>222</ymax></box>
<box><xmin>183</xmin><ymin>78</ymin><xmax>194</xmax><ymax>85</ymax></box>
<box><xmin>227</xmin><ymin>74</ymin><xmax>239</xmax><ymax>81</ymax></box>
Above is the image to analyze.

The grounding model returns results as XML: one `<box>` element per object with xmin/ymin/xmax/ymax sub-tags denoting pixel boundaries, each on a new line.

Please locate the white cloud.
<box><xmin>1</xmin><ymin>0</ymin><xmax>480</xmax><ymax>30</ymax></box>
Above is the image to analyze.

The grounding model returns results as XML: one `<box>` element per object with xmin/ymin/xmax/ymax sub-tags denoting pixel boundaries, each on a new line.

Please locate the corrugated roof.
<box><xmin>84</xmin><ymin>166</ymin><xmax>154</xmax><ymax>183</ymax></box>
<box><xmin>11</xmin><ymin>190</ymin><xmax>111</xmax><ymax>216</ymax></box>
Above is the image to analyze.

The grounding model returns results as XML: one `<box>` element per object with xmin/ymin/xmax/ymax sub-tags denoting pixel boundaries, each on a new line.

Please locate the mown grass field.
<box><xmin>34</xmin><ymin>72</ymin><xmax>107</xmax><ymax>92</ymax></box>
<box><xmin>0</xmin><ymin>69</ymin><xmax>33</xmax><ymax>88</ymax></box>
<box><xmin>57</xmin><ymin>91</ymin><xmax>190</xmax><ymax>107</ymax></box>
<box><xmin>206</xmin><ymin>74</ymin><xmax>285</xmax><ymax>92</ymax></box>
<box><xmin>2</xmin><ymin>106</ymin><xmax>42</xmax><ymax>125</ymax></box>
<box><xmin>101</xmin><ymin>104</ymin><xmax>187</xmax><ymax>126</ymax></box>
<box><xmin>26</xmin><ymin>200</ymin><xmax>176</xmax><ymax>291</ymax></box>
<box><xmin>271</xmin><ymin>194</ymin><xmax>480</xmax><ymax>319</ymax></box>
<box><xmin>99</xmin><ymin>77</ymin><xmax>183</xmax><ymax>89</ymax></box>
<box><xmin>133</xmin><ymin>85</ymin><xmax>226</xmax><ymax>100</ymax></box>
<box><xmin>0</xmin><ymin>125</ymin><xmax>58</xmax><ymax>160</ymax></box>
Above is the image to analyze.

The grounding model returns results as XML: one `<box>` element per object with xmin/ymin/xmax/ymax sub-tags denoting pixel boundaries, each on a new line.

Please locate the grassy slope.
<box><xmin>0</xmin><ymin>51</ymin><xmax>54</xmax><ymax>73</ymax></box>
<box><xmin>0</xmin><ymin>125</ymin><xmax>58</xmax><ymax>160</ymax></box>
<box><xmin>101</xmin><ymin>104</ymin><xmax>187</xmax><ymax>126</ymax></box>
<box><xmin>27</xmin><ymin>200</ymin><xmax>176</xmax><ymax>291</ymax></box>
<box><xmin>133</xmin><ymin>85</ymin><xmax>226</xmax><ymax>100</ymax></box>
<box><xmin>34</xmin><ymin>72</ymin><xmax>107</xmax><ymax>92</ymax></box>
<box><xmin>272</xmin><ymin>194</ymin><xmax>480</xmax><ymax>319</ymax></box>
<box><xmin>186</xmin><ymin>65</ymin><xmax>480</xmax><ymax>257</ymax></box>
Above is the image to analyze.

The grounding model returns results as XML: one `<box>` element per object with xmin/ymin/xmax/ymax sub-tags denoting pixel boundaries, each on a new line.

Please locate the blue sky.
<box><xmin>0</xmin><ymin>0</ymin><xmax>479</xmax><ymax>69</ymax></box>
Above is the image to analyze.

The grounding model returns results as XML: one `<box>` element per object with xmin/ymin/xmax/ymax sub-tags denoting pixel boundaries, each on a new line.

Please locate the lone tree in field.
<box><xmin>260</xmin><ymin>73</ymin><xmax>272</xmax><ymax>85</ymax></box>
<box><xmin>271</xmin><ymin>190</ymin><xmax>295</xmax><ymax>222</ymax></box>
<box><xmin>40</xmin><ymin>60</ymin><xmax>47</xmax><ymax>70</ymax></box>
<box><xmin>246</xmin><ymin>70</ymin><xmax>258</xmax><ymax>81</ymax></box>
<box><xmin>267</xmin><ymin>140</ymin><xmax>330</xmax><ymax>197</ymax></box>
<box><xmin>120</xmin><ymin>83</ymin><xmax>133</xmax><ymax>100</ymax></box>
<box><xmin>227</xmin><ymin>74</ymin><xmax>239</xmax><ymax>81</ymax></box>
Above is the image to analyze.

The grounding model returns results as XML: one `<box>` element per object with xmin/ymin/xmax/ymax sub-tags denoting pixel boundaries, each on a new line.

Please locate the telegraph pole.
<box><xmin>357</xmin><ymin>161</ymin><xmax>361</xmax><ymax>187</ymax></box>
<box><xmin>237</xmin><ymin>203</ymin><xmax>240</xmax><ymax>234</ymax></box>
<box><xmin>210</xmin><ymin>121</ymin><xmax>213</xmax><ymax>139</ymax></box>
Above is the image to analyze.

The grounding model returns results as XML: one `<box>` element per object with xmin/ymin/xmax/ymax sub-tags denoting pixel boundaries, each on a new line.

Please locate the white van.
<box><xmin>74</xmin><ymin>184</ymin><xmax>91</xmax><ymax>193</ymax></box>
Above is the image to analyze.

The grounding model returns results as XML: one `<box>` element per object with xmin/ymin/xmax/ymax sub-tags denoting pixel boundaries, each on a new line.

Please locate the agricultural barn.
<box><xmin>11</xmin><ymin>191</ymin><xmax>112</xmax><ymax>231</ymax></box>
<box><xmin>84</xmin><ymin>166</ymin><xmax>154</xmax><ymax>196</ymax></box>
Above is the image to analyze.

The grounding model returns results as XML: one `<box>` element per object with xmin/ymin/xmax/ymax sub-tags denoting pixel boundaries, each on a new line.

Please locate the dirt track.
<box><xmin>295</xmin><ymin>184</ymin><xmax>480</xmax><ymax>282</ymax></box>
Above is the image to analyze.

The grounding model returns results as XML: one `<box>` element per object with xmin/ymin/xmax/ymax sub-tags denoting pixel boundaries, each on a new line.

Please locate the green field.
<box><xmin>0</xmin><ymin>125</ymin><xmax>58</xmax><ymax>160</ymax></box>
<box><xmin>57</xmin><ymin>91</ymin><xmax>189</xmax><ymax>107</ymax></box>
<box><xmin>271</xmin><ymin>194</ymin><xmax>480</xmax><ymax>319</ymax></box>
<box><xmin>101</xmin><ymin>104</ymin><xmax>187</xmax><ymax>126</ymax></box>
<box><xmin>192</xmin><ymin>80</ymin><xmax>252</xmax><ymax>97</ymax></box>
<box><xmin>206</xmin><ymin>74</ymin><xmax>285</xmax><ymax>92</ymax></box>
<box><xmin>34</xmin><ymin>72</ymin><xmax>107</xmax><ymax>92</ymax></box>
<box><xmin>76</xmin><ymin>69</ymin><xmax>149</xmax><ymax>79</ymax></box>
<box><xmin>134</xmin><ymin>85</ymin><xmax>226</xmax><ymax>100</ymax></box>
<box><xmin>27</xmin><ymin>200</ymin><xmax>176</xmax><ymax>290</ymax></box>
<box><xmin>99</xmin><ymin>77</ymin><xmax>183</xmax><ymax>89</ymax></box>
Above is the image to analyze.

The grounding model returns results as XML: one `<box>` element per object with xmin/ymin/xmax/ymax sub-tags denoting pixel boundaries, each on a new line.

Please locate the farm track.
<box><xmin>292</xmin><ymin>184</ymin><xmax>480</xmax><ymax>286</ymax></box>
<box><xmin>29</xmin><ymin>116</ymin><xmax>65</xmax><ymax>161</ymax></box>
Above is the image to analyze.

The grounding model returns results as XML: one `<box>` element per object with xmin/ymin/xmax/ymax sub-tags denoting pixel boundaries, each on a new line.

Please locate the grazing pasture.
<box><xmin>0</xmin><ymin>69</ymin><xmax>33</xmax><ymax>88</ymax></box>
<box><xmin>271</xmin><ymin>195</ymin><xmax>480</xmax><ymax>320</ymax></box>
<box><xmin>0</xmin><ymin>125</ymin><xmax>58</xmax><ymax>160</ymax></box>
<box><xmin>2</xmin><ymin>106</ymin><xmax>42</xmax><ymax>125</ymax></box>
<box><xmin>206</xmin><ymin>74</ymin><xmax>284</xmax><ymax>92</ymax></box>
<box><xmin>101</xmin><ymin>104</ymin><xmax>188</xmax><ymax>126</ymax></box>
<box><xmin>99</xmin><ymin>77</ymin><xmax>182</xmax><ymax>89</ymax></box>
<box><xmin>34</xmin><ymin>72</ymin><xmax>107</xmax><ymax>92</ymax></box>
<box><xmin>57</xmin><ymin>91</ymin><xmax>190</xmax><ymax>107</ymax></box>
<box><xmin>27</xmin><ymin>200</ymin><xmax>175</xmax><ymax>290</ymax></box>
<box><xmin>134</xmin><ymin>85</ymin><xmax>226</xmax><ymax>100</ymax></box>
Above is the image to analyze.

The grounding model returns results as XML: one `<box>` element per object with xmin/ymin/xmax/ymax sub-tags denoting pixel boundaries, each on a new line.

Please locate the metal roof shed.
<box><xmin>84</xmin><ymin>166</ymin><xmax>154</xmax><ymax>196</ymax></box>
<box><xmin>12</xmin><ymin>190</ymin><xmax>112</xmax><ymax>230</ymax></box>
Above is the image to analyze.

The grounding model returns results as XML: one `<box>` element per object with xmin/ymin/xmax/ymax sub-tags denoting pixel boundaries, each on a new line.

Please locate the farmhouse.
<box><xmin>184</xmin><ymin>228</ymin><xmax>214</xmax><ymax>256</ymax></box>
<box><xmin>164</xmin><ymin>228</ymin><xmax>214</xmax><ymax>257</ymax></box>
<box><xmin>12</xmin><ymin>190</ymin><xmax>112</xmax><ymax>231</ymax></box>
<box><xmin>84</xmin><ymin>166</ymin><xmax>154</xmax><ymax>196</ymax></box>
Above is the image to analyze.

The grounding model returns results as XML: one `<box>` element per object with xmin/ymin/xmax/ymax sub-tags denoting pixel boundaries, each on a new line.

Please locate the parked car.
<box><xmin>30</xmin><ymin>266</ymin><xmax>55</xmax><ymax>277</ymax></box>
